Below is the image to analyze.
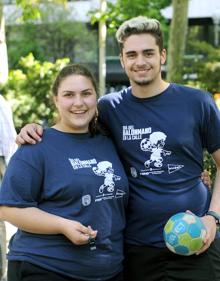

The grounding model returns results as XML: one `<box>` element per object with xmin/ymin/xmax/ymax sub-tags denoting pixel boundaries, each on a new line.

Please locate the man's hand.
<box><xmin>196</xmin><ymin>215</ymin><xmax>216</xmax><ymax>255</ymax></box>
<box><xmin>201</xmin><ymin>170</ymin><xmax>212</xmax><ymax>189</ymax></box>
<box><xmin>16</xmin><ymin>123</ymin><xmax>43</xmax><ymax>145</ymax></box>
<box><xmin>185</xmin><ymin>210</ymin><xmax>216</xmax><ymax>255</ymax></box>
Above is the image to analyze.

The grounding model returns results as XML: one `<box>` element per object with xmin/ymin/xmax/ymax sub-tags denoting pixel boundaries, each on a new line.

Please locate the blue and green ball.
<box><xmin>163</xmin><ymin>212</ymin><xmax>206</xmax><ymax>256</ymax></box>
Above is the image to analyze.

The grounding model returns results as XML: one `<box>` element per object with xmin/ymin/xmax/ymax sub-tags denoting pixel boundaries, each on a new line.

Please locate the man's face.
<box><xmin>120</xmin><ymin>33</ymin><xmax>166</xmax><ymax>86</ymax></box>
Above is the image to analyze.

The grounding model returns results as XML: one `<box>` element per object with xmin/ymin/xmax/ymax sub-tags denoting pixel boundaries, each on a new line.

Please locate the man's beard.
<box><xmin>134</xmin><ymin>78</ymin><xmax>153</xmax><ymax>86</ymax></box>
<box><xmin>133</xmin><ymin>64</ymin><xmax>161</xmax><ymax>86</ymax></box>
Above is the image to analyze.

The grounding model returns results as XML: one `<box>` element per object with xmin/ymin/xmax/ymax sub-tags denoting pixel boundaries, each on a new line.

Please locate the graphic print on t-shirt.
<box><xmin>92</xmin><ymin>161</ymin><xmax>121</xmax><ymax>193</ymax></box>
<box><xmin>140</xmin><ymin>131</ymin><xmax>171</xmax><ymax>168</ymax></box>
<box><xmin>68</xmin><ymin>158</ymin><xmax>125</xmax><ymax>203</ymax></box>
<box><xmin>122</xmin><ymin>125</ymin><xmax>184</xmax><ymax>176</ymax></box>
<box><xmin>122</xmin><ymin>125</ymin><xmax>151</xmax><ymax>140</ymax></box>
<box><xmin>140</xmin><ymin>131</ymin><xmax>184</xmax><ymax>175</ymax></box>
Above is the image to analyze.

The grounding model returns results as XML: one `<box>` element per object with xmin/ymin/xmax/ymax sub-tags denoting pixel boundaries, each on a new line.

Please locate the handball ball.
<box><xmin>163</xmin><ymin>212</ymin><xmax>206</xmax><ymax>256</ymax></box>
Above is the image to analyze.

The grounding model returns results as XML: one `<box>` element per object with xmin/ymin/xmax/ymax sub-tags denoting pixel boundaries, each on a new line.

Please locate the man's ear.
<box><xmin>161</xmin><ymin>48</ymin><xmax>166</xmax><ymax>65</ymax></box>
<box><xmin>119</xmin><ymin>54</ymin><xmax>125</xmax><ymax>69</ymax></box>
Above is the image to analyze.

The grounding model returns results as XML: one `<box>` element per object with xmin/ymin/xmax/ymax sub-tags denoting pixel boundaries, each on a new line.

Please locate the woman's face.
<box><xmin>54</xmin><ymin>74</ymin><xmax>97</xmax><ymax>133</ymax></box>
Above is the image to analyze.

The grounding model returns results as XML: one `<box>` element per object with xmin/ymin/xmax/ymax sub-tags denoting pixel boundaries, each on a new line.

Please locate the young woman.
<box><xmin>0</xmin><ymin>64</ymin><xmax>129</xmax><ymax>281</ymax></box>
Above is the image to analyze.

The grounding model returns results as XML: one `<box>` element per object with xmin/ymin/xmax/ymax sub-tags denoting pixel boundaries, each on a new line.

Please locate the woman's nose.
<box><xmin>73</xmin><ymin>94</ymin><xmax>84</xmax><ymax>106</ymax></box>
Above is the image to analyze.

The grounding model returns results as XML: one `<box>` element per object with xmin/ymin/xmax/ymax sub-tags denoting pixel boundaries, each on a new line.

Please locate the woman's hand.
<box><xmin>0</xmin><ymin>206</ymin><xmax>97</xmax><ymax>246</ymax></box>
<box><xmin>61</xmin><ymin>219</ymin><xmax>97</xmax><ymax>245</ymax></box>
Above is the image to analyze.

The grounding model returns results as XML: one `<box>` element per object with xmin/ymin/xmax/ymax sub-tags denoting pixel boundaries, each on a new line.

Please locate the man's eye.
<box><xmin>127</xmin><ymin>53</ymin><xmax>136</xmax><ymax>59</ymax></box>
<box><xmin>145</xmin><ymin>52</ymin><xmax>153</xmax><ymax>57</ymax></box>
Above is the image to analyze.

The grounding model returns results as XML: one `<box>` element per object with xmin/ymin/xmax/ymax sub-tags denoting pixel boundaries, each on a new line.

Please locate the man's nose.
<box><xmin>136</xmin><ymin>54</ymin><xmax>146</xmax><ymax>65</ymax></box>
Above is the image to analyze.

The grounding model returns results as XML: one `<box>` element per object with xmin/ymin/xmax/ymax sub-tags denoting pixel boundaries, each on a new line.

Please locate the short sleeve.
<box><xmin>202</xmin><ymin>93</ymin><xmax>220</xmax><ymax>154</ymax></box>
<box><xmin>0</xmin><ymin>151</ymin><xmax>43</xmax><ymax>208</ymax></box>
<box><xmin>98</xmin><ymin>97</ymin><xmax>109</xmax><ymax>128</ymax></box>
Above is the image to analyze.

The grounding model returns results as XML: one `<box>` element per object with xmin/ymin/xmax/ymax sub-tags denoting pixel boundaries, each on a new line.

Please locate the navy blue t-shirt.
<box><xmin>0</xmin><ymin>128</ymin><xmax>129</xmax><ymax>280</ymax></box>
<box><xmin>98</xmin><ymin>83</ymin><xmax>220</xmax><ymax>247</ymax></box>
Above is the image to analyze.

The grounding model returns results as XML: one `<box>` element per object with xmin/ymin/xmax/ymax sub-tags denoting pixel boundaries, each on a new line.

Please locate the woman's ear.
<box><xmin>53</xmin><ymin>96</ymin><xmax>58</xmax><ymax>108</ymax></box>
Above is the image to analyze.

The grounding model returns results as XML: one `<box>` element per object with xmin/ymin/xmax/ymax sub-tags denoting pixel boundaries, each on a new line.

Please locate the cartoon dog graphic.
<box><xmin>92</xmin><ymin>161</ymin><xmax>121</xmax><ymax>193</ymax></box>
<box><xmin>140</xmin><ymin>132</ymin><xmax>171</xmax><ymax>168</ymax></box>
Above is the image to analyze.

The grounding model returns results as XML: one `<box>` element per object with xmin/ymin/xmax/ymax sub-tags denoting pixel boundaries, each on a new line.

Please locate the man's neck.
<box><xmin>130</xmin><ymin>79</ymin><xmax>170</xmax><ymax>99</ymax></box>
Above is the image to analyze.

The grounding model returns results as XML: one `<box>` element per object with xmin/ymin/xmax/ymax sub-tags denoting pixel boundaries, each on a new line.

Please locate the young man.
<box><xmin>16</xmin><ymin>17</ymin><xmax>219</xmax><ymax>281</ymax></box>
<box><xmin>98</xmin><ymin>16</ymin><xmax>220</xmax><ymax>281</ymax></box>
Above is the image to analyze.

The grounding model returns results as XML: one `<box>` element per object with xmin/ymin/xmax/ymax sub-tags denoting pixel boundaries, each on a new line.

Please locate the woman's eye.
<box><xmin>64</xmin><ymin>93</ymin><xmax>74</xmax><ymax>97</ymax></box>
<box><xmin>83</xmin><ymin>92</ymin><xmax>92</xmax><ymax>96</ymax></box>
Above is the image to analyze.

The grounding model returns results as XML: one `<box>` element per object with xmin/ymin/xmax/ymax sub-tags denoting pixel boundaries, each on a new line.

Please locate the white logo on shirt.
<box><xmin>130</xmin><ymin>167</ymin><xmax>138</xmax><ymax>178</ymax></box>
<box><xmin>69</xmin><ymin>158</ymin><xmax>97</xmax><ymax>169</ymax></box>
<box><xmin>139</xmin><ymin>131</ymin><xmax>184</xmax><ymax>176</ymax></box>
<box><xmin>123</xmin><ymin>125</ymin><xmax>151</xmax><ymax>140</ymax></box>
<box><xmin>140</xmin><ymin>132</ymin><xmax>171</xmax><ymax>168</ymax></box>
<box><xmin>69</xmin><ymin>158</ymin><xmax>126</xmax><ymax>203</ymax></box>
<box><xmin>168</xmin><ymin>164</ymin><xmax>184</xmax><ymax>174</ymax></box>
<box><xmin>82</xmin><ymin>195</ymin><xmax>91</xmax><ymax>206</ymax></box>
<box><xmin>92</xmin><ymin>161</ymin><xmax>121</xmax><ymax>193</ymax></box>
<box><xmin>115</xmin><ymin>189</ymin><xmax>126</xmax><ymax>198</ymax></box>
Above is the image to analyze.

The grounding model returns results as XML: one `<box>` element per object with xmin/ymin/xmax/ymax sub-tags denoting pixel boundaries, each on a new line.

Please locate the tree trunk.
<box><xmin>98</xmin><ymin>0</ymin><xmax>107</xmax><ymax>96</ymax></box>
<box><xmin>167</xmin><ymin>0</ymin><xmax>189</xmax><ymax>83</ymax></box>
<box><xmin>0</xmin><ymin>3</ymin><xmax>8</xmax><ymax>86</ymax></box>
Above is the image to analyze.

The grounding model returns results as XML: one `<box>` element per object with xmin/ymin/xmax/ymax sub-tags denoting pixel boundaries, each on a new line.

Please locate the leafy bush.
<box><xmin>184</xmin><ymin>40</ymin><xmax>220</xmax><ymax>93</ymax></box>
<box><xmin>7</xmin><ymin>2</ymin><xmax>98</xmax><ymax>69</ymax></box>
<box><xmin>183</xmin><ymin>40</ymin><xmax>220</xmax><ymax>187</ymax></box>
<box><xmin>204</xmin><ymin>152</ymin><xmax>216</xmax><ymax>189</ymax></box>
<box><xmin>2</xmin><ymin>53</ymin><xmax>69</xmax><ymax>130</ymax></box>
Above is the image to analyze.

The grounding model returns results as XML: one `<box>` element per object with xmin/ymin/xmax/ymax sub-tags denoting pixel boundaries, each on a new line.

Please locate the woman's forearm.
<box><xmin>0</xmin><ymin>206</ymin><xmax>97</xmax><ymax>245</ymax></box>
<box><xmin>0</xmin><ymin>206</ymin><xmax>65</xmax><ymax>234</ymax></box>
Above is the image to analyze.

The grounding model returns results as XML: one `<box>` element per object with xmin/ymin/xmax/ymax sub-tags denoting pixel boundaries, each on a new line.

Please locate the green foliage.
<box><xmin>15</xmin><ymin>0</ymin><xmax>66</xmax><ymax>22</ymax></box>
<box><xmin>7</xmin><ymin>4</ymin><xmax>98</xmax><ymax>68</ymax></box>
<box><xmin>16</xmin><ymin>0</ymin><xmax>41</xmax><ymax>21</ymax></box>
<box><xmin>184</xmin><ymin>37</ymin><xmax>220</xmax><ymax>185</ymax></box>
<box><xmin>2</xmin><ymin>53</ymin><xmax>69</xmax><ymax>130</ymax></box>
<box><xmin>199</xmin><ymin>61</ymin><xmax>220</xmax><ymax>93</ymax></box>
<box><xmin>184</xmin><ymin>40</ymin><xmax>220</xmax><ymax>93</ymax></box>
<box><xmin>204</xmin><ymin>151</ymin><xmax>216</xmax><ymax>189</ymax></box>
<box><xmin>90</xmin><ymin>0</ymin><xmax>171</xmax><ymax>34</ymax></box>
